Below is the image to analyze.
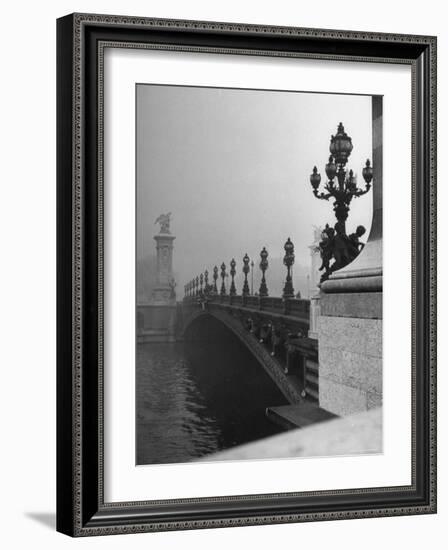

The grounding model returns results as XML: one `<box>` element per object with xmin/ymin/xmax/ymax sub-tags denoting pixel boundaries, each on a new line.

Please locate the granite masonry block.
<box><xmin>318</xmin><ymin>347</ymin><xmax>382</xmax><ymax>393</ymax></box>
<box><xmin>317</xmin><ymin>316</ymin><xmax>382</xmax><ymax>358</ymax></box>
<box><xmin>319</xmin><ymin>378</ymin><xmax>368</xmax><ymax>417</ymax></box>
<box><xmin>320</xmin><ymin>292</ymin><xmax>382</xmax><ymax>319</ymax></box>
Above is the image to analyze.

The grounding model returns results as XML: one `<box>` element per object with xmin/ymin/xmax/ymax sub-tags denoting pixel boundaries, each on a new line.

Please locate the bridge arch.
<box><xmin>182</xmin><ymin>307</ymin><xmax>302</xmax><ymax>404</ymax></box>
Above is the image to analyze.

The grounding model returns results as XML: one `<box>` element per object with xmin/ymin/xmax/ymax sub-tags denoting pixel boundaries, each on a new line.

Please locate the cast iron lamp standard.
<box><xmin>250</xmin><ymin>260</ymin><xmax>254</xmax><ymax>295</ymax></box>
<box><xmin>229</xmin><ymin>258</ymin><xmax>237</xmax><ymax>296</ymax></box>
<box><xmin>310</xmin><ymin>122</ymin><xmax>373</xmax><ymax>282</ymax></box>
<box><xmin>242</xmin><ymin>254</ymin><xmax>251</xmax><ymax>297</ymax></box>
<box><xmin>212</xmin><ymin>266</ymin><xmax>219</xmax><ymax>294</ymax></box>
<box><xmin>259</xmin><ymin>247</ymin><xmax>269</xmax><ymax>297</ymax></box>
<box><xmin>220</xmin><ymin>263</ymin><xmax>227</xmax><ymax>296</ymax></box>
<box><xmin>204</xmin><ymin>269</ymin><xmax>209</xmax><ymax>295</ymax></box>
<box><xmin>282</xmin><ymin>238</ymin><xmax>295</xmax><ymax>299</ymax></box>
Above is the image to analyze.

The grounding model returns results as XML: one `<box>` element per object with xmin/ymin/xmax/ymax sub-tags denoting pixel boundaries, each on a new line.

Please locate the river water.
<box><xmin>136</xmin><ymin>327</ymin><xmax>287</xmax><ymax>465</ymax></box>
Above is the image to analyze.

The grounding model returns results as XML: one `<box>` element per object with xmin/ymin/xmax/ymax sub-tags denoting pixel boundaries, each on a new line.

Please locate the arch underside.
<box><xmin>182</xmin><ymin>308</ymin><xmax>303</xmax><ymax>404</ymax></box>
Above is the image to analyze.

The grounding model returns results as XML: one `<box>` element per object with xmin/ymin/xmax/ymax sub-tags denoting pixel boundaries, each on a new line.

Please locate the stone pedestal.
<box><xmin>317</xmin><ymin>96</ymin><xmax>383</xmax><ymax>418</ymax></box>
<box><xmin>137</xmin><ymin>303</ymin><xmax>177</xmax><ymax>343</ymax></box>
<box><xmin>137</xmin><ymin>231</ymin><xmax>177</xmax><ymax>343</ymax></box>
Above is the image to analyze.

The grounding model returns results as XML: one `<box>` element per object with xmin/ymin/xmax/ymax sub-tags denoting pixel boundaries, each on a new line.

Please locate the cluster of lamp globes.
<box><xmin>309</xmin><ymin>122</ymin><xmax>374</xmax><ymax>196</ymax></box>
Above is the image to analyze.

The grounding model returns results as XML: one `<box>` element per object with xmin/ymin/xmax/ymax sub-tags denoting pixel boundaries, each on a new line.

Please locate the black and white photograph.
<box><xmin>0</xmin><ymin>0</ymin><xmax>443</xmax><ymax>544</ymax></box>
<box><xmin>135</xmin><ymin>84</ymin><xmax>382</xmax><ymax>466</ymax></box>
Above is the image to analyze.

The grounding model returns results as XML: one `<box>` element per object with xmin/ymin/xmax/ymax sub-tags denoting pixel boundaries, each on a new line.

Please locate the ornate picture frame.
<box><xmin>57</xmin><ymin>13</ymin><xmax>436</xmax><ymax>536</ymax></box>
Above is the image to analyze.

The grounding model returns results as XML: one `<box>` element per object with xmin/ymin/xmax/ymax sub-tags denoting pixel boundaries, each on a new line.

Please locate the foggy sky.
<box><xmin>136</xmin><ymin>84</ymin><xmax>373</xmax><ymax>296</ymax></box>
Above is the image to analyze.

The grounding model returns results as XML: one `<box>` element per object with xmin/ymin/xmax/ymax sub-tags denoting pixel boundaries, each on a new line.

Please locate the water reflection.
<box><xmin>136</xmin><ymin>324</ymin><xmax>287</xmax><ymax>465</ymax></box>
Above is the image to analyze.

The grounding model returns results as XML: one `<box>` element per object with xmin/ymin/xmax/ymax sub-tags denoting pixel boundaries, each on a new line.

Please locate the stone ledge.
<box><xmin>266</xmin><ymin>402</ymin><xmax>337</xmax><ymax>430</ymax></box>
<box><xmin>320</xmin><ymin>292</ymin><xmax>382</xmax><ymax>319</ymax></box>
<box><xmin>321</xmin><ymin>274</ymin><xmax>382</xmax><ymax>294</ymax></box>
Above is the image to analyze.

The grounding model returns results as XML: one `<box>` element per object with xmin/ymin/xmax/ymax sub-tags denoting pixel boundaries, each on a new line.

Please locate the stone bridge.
<box><xmin>179</xmin><ymin>294</ymin><xmax>319</xmax><ymax>405</ymax></box>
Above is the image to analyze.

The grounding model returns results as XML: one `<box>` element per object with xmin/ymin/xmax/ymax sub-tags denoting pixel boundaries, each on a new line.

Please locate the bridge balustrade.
<box><xmin>244</xmin><ymin>296</ymin><xmax>259</xmax><ymax>309</ymax></box>
<box><xmin>184</xmin><ymin>238</ymin><xmax>313</xmax><ymax>321</ymax></box>
<box><xmin>183</xmin><ymin>293</ymin><xmax>311</xmax><ymax>319</ymax></box>
<box><xmin>285</xmin><ymin>299</ymin><xmax>310</xmax><ymax>317</ymax></box>
<box><xmin>260</xmin><ymin>296</ymin><xmax>283</xmax><ymax>313</ymax></box>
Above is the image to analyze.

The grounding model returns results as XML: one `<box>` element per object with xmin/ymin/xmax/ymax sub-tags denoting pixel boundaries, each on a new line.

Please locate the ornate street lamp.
<box><xmin>250</xmin><ymin>260</ymin><xmax>254</xmax><ymax>295</ymax></box>
<box><xmin>242</xmin><ymin>254</ymin><xmax>250</xmax><ymax>297</ymax></box>
<box><xmin>310</xmin><ymin>122</ymin><xmax>372</xmax><ymax>235</ymax></box>
<box><xmin>310</xmin><ymin>122</ymin><xmax>372</xmax><ymax>281</ymax></box>
<box><xmin>220</xmin><ymin>263</ymin><xmax>227</xmax><ymax>295</ymax></box>
<box><xmin>259</xmin><ymin>247</ymin><xmax>269</xmax><ymax>297</ymax></box>
<box><xmin>229</xmin><ymin>258</ymin><xmax>237</xmax><ymax>296</ymax></box>
<box><xmin>282</xmin><ymin>238</ymin><xmax>295</xmax><ymax>299</ymax></box>
<box><xmin>204</xmin><ymin>269</ymin><xmax>209</xmax><ymax>295</ymax></box>
<box><xmin>199</xmin><ymin>273</ymin><xmax>203</xmax><ymax>295</ymax></box>
<box><xmin>195</xmin><ymin>275</ymin><xmax>199</xmax><ymax>296</ymax></box>
<box><xmin>213</xmin><ymin>265</ymin><xmax>218</xmax><ymax>294</ymax></box>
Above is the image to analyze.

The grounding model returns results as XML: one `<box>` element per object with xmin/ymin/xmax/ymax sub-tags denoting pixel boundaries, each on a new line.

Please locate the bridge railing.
<box><xmin>244</xmin><ymin>296</ymin><xmax>259</xmax><ymax>309</ymax></box>
<box><xmin>260</xmin><ymin>296</ymin><xmax>283</xmax><ymax>313</ymax></box>
<box><xmin>183</xmin><ymin>291</ymin><xmax>310</xmax><ymax>320</ymax></box>
<box><xmin>287</xmin><ymin>299</ymin><xmax>310</xmax><ymax>317</ymax></box>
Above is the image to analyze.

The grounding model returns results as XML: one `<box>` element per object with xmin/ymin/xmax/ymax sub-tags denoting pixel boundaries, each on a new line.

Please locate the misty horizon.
<box><xmin>137</xmin><ymin>84</ymin><xmax>374</xmax><ymax>298</ymax></box>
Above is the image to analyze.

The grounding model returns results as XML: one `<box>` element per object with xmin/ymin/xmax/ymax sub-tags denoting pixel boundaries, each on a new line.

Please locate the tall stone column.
<box><xmin>151</xmin><ymin>233</ymin><xmax>176</xmax><ymax>305</ymax></box>
<box><xmin>317</xmin><ymin>97</ymin><xmax>383</xmax><ymax>417</ymax></box>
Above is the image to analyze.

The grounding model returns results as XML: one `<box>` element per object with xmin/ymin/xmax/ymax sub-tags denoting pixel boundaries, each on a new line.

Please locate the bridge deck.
<box><xmin>266</xmin><ymin>403</ymin><xmax>336</xmax><ymax>430</ymax></box>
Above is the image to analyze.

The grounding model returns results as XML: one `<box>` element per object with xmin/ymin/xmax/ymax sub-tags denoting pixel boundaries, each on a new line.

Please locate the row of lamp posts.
<box><xmin>184</xmin><ymin>239</ymin><xmax>296</xmax><ymax>299</ymax></box>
